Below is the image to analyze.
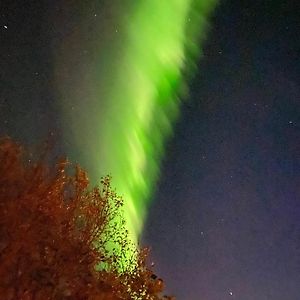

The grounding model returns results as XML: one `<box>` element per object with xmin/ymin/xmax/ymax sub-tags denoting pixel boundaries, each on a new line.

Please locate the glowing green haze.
<box><xmin>55</xmin><ymin>0</ymin><xmax>217</xmax><ymax>246</ymax></box>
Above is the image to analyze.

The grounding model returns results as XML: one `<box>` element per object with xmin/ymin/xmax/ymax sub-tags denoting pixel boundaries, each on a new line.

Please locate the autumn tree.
<box><xmin>0</xmin><ymin>137</ymin><xmax>174</xmax><ymax>299</ymax></box>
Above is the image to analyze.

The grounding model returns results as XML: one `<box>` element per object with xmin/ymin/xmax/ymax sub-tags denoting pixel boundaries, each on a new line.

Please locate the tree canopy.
<box><xmin>0</xmin><ymin>137</ymin><xmax>174</xmax><ymax>300</ymax></box>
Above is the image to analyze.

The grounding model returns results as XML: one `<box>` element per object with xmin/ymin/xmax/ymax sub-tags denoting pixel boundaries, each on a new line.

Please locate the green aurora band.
<box><xmin>56</xmin><ymin>0</ymin><xmax>217</xmax><ymax>252</ymax></box>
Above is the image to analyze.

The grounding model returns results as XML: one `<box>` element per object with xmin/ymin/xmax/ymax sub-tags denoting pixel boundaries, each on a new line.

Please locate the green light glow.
<box><xmin>55</xmin><ymin>0</ymin><xmax>217</xmax><ymax>258</ymax></box>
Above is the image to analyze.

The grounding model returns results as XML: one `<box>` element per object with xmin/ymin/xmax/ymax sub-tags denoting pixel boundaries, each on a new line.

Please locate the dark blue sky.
<box><xmin>143</xmin><ymin>1</ymin><xmax>299</xmax><ymax>299</ymax></box>
<box><xmin>1</xmin><ymin>1</ymin><xmax>299</xmax><ymax>299</ymax></box>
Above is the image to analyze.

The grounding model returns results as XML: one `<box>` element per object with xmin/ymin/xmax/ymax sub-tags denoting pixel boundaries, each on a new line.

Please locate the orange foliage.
<box><xmin>0</xmin><ymin>137</ymin><xmax>174</xmax><ymax>299</ymax></box>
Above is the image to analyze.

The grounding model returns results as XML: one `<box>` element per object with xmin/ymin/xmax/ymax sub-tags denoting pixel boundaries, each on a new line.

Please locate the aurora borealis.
<box><xmin>1</xmin><ymin>0</ymin><xmax>299</xmax><ymax>298</ymax></box>
<box><xmin>55</xmin><ymin>0</ymin><xmax>217</xmax><ymax>245</ymax></box>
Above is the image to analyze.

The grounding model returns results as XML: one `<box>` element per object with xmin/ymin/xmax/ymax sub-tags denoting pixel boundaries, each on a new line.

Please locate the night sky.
<box><xmin>1</xmin><ymin>1</ymin><xmax>299</xmax><ymax>300</ymax></box>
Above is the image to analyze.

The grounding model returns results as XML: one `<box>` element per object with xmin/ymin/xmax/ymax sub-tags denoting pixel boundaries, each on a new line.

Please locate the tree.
<box><xmin>0</xmin><ymin>137</ymin><xmax>174</xmax><ymax>299</ymax></box>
